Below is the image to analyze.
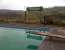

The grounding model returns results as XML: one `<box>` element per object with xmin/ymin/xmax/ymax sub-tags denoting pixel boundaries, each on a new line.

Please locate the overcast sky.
<box><xmin>0</xmin><ymin>0</ymin><xmax>65</xmax><ymax>10</ymax></box>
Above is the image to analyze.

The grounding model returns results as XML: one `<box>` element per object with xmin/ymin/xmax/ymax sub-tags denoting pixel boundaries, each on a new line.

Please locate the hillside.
<box><xmin>0</xmin><ymin>9</ymin><xmax>24</xmax><ymax>16</ymax></box>
<box><xmin>44</xmin><ymin>6</ymin><xmax>65</xmax><ymax>16</ymax></box>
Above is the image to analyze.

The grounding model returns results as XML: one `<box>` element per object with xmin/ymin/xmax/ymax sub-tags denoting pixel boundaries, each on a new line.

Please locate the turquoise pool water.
<box><xmin>0</xmin><ymin>27</ymin><xmax>46</xmax><ymax>50</ymax></box>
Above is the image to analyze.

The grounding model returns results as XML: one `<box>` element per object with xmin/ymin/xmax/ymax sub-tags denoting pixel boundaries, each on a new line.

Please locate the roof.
<box><xmin>27</xmin><ymin>7</ymin><xmax>43</xmax><ymax>11</ymax></box>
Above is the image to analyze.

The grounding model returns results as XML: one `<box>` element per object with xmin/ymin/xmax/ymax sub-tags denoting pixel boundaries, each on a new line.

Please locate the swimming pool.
<box><xmin>0</xmin><ymin>27</ymin><xmax>46</xmax><ymax>50</ymax></box>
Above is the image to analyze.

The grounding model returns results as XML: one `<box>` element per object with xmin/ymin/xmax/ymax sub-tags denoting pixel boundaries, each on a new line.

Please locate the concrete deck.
<box><xmin>38</xmin><ymin>37</ymin><xmax>65</xmax><ymax>50</ymax></box>
<box><xmin>38</xmin><ymin>28</ymin><xmax>65</xmax><ymax>50</ymax></box>
<box><xmin>37</xmin><ymin>32</ymin><xmax>65</xmax><ymax>38</ymax></box>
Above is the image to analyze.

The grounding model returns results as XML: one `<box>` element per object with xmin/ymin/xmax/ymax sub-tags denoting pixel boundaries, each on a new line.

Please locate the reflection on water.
<box><xmin>27</xmin><ymin>34</ymin><xmax>42</xmax><ymax>40</ymax></box>
<box><xmin>25</xmin><ymin>28</ymin><xmax>48</xmax><ymax>50</ymax></box>
<box><xmin>25</xmin><ymin>27</ymin><xmax>49</xmax><ymax>33</ymax></box>
<box><xmin>40</xmin><ymin>27</ymin><xmax>49</xmax><ymax>32</ymax></box>
<box><xmin>27</xmin><ymin>45</ymin><xmax>38</xmax><ymax>50</ymax></box>
<box><xmin>26</xmin><ymin>31</ymin><xmax>37</xmax><ymax>34</ymax></box>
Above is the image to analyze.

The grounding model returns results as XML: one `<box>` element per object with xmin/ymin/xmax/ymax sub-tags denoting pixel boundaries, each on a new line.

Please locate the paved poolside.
<box><xmin>38</xmin><ymin>37</ymin><xmax>65</xmax><ymax>50</ymax></box>
<box><xmin>38</xmin><ymin>27</ymin><xmax>65</xmax><ymax>50</ymax></box>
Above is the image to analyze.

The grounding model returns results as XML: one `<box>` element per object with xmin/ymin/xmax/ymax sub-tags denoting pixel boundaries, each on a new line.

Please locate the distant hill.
<box><xmin>0</xmin><ymin>9</ymin><xmax>24</xmax><ymax>16</ymax></box>
<box><xmin>44</xmin><ymin>6</ymin><xmax>65</xmax><ymax>16</ymax></box>
<box><xmin>0</xmin><ymin>6</ymin><xmax>65</xmax><ymax>16</ymax></box>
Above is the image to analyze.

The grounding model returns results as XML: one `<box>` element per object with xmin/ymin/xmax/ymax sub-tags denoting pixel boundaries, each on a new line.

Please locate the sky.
<box><xmin>0</xmin><ymin>0</ymin><xmax>65</xmax><ymax>10</ymax></box>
